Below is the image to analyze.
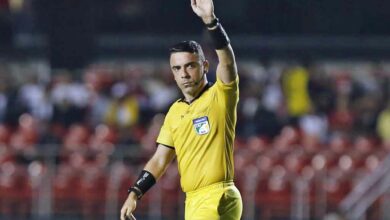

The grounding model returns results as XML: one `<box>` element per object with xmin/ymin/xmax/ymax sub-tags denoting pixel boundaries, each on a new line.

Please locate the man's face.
<box><xmin>170</xmin><ymin>52</ymin><xmax>208</xmax><ymax>97</ymax></box>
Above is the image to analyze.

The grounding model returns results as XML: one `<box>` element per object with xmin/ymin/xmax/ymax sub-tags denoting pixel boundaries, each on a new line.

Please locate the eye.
<box><xmin>188</xmin><ymin>63</ymin><xmax>196</xmax><ymax>69</ymax></box>
<box><xmin>172</xmin><ymin>66</ymin><xmax>179</xmax><ymax>72</ymax></box>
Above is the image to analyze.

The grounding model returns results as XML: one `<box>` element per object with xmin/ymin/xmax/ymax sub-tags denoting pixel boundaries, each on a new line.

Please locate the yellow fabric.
<box><xmin>283</xmin><ymin>66</ymin><xmax>312</xmax><ymax>116</ymax></box>
<box><xmin>104</xmin><ymin>97</ymin><xmax>139</xmax><ymax>127</ymax></box>
<box><xmin>377</xmin><ymin>109</ymin><xmax>390</xmax><ymax>141</ymax></box>
<box><xmin>157</xmin><ymin>76</ymin><xmax>239</xmax><ymax>192</ymax></box>
<box><xmin>185</xmin><ymin>181</ymin><xmax>242</xmax><ymax>220</ymax></box>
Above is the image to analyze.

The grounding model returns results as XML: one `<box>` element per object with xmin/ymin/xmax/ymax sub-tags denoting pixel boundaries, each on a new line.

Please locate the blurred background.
<box><xmin>0</xmin><ymin>0</ymin><xmax>390</xmax><ymax>220</ymax></box>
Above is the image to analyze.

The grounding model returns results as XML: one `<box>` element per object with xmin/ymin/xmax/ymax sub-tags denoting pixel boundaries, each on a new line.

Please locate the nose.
<box><xmin>180</xmin><ymin>69</ymin><xmax>190</xmax><ymax>79</ymax></box>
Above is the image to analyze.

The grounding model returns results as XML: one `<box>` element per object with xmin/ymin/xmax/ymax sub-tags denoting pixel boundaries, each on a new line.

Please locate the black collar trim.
<box><xmin>178</xmin><ymin>82</ymin><xmax>212</xmax><ymax>104</ymax></box>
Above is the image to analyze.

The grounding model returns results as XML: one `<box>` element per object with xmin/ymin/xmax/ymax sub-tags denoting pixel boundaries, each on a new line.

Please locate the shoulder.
<box><xmin>164</xmin><ymin>100</ymin><xmax>182</xmax><ymax>118</ymax></box>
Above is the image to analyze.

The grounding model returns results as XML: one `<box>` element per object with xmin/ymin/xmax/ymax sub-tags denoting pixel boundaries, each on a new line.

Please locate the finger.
<box><xmin>124</xmin><ymin>213</ymin><xmax>135</xmax><ymax>220</ymax></box>
<box><xmin>126</xmin><ymin>209</ymin><xmax>133</xmax><ymax>220</ymax></box>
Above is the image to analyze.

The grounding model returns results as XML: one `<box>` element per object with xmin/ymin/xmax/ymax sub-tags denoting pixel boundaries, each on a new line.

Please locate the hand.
<box><xmin>190</xmin><ymin>0</ymin><xmax>216</xmax><ymax>25</ymax></box>
<box><xmin>120</xmin><ymin>193</ymin><xmax>137</xmax><ymax>220</ymax></box>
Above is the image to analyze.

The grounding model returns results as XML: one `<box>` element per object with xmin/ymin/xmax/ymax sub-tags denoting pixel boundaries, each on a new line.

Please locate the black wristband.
<box><xmin>205</xmin><ymin>17</ymin><xmax>219</xmax><ymax>29</ymax></box>
<box><xmin>128</xmin><ymin>170</ymin><xmax>156</xmax><ymax>200</ymax></box>
<box><xmin>128</xmin><ymin>186</ymin><xmax>143</xmax><ymax>200</ymax></box>
<box><xmin>208</xmin><ymin>23</ymin><xmax>230</xmax><ymax>50</ymax></box>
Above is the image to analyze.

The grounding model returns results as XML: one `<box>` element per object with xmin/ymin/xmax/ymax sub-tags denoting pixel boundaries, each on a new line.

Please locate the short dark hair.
<box><xmin>169</xmin><ymin>40</ymin><xmax>205</xmax><ymax>61</ymax></box>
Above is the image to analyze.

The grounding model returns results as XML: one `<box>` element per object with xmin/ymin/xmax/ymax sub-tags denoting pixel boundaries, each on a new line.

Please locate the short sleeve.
<box><xmin>156</xmin><ymin>115</ymin><xmax>174</xmax><ymax>148</ymax></box>
<box><xmin>216</xmin><ymin>74</ymin><xmax>239</xmax><ymax>91</ymax></box>
<box><xmin>215</xmin><ymin>74</ymin><xmax>239</xmax><ymax>106</ymax></box>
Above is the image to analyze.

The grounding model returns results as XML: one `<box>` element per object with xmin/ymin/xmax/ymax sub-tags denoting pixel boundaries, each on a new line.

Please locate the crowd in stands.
<box><xmin>0</xmin><ymin>59</ymin><xmax>389</xmax><ymax>219</ymax></box>
<box><xmin>0</xmin><ymin>60</ymin><xmax>389</xmax><ymax>155</ymax></box>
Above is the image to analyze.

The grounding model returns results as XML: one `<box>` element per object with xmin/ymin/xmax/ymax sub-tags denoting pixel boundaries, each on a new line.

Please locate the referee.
<box><xmin>120</xmin><ymin>0</ymin><xmax>242</xmax><ymax>219</ymax></box>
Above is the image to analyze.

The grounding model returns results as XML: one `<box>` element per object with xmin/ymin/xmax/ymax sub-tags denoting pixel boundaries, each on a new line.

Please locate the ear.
<box><xmin>203</xmin><ymin>60</ymin><xmax>209</xmax><ymax>74</ymax></box>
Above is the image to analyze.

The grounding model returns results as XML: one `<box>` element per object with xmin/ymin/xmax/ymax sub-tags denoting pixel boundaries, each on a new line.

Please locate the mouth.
<box><xmin>183</xmin><ymin>82</ymin><xmax>193</xmax><ymax>87</ymax></box>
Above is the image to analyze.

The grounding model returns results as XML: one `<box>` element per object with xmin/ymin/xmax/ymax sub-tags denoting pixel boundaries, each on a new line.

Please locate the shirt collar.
<box><xmin>178</xmin><ymin>82</ymin><xmax>212</xmax><ymax>105</ymax></box>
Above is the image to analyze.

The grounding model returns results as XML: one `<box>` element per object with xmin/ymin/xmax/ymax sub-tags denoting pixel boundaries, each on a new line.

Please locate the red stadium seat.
<box><xmin>52</xmin><ymin>163</ymin><xmax>82</xmax><ymax>216</ymax></box>
<box><xmin>62</xmin><ymin>124</ymin><xmax>91</xmax><ymax>154</ymax></box>
<box><xmin>0</xmin><ymin>124</ymin><xmax>11</xmax><ymax>144</ymax></box>
<box><xmin>0</xmin><ymin>161</ymin><xmax>32</xmax><ymax>218</ymax></box>
<box><xmin>255</xmin><ymin>165</ymin><xmax>292</xmax><ymax>220</ymax></box>
<box><xmin>80</xmin><ymin>162</ymin><xmax>109</xmax><ymax>220</ymax></box>
<box><xmin>88</xmin><ymin>124</ymin><xmax>118</xmax><ymax>155</ymax></box>
<box><xmin>159</xmin><ymin>165</ymin><xmax>182</xmax><ymax>219</ymax></box>
<box><xmin>353</xmin><ymin>135</ymin><xmax>375</xmax><ymax>156</ymax></box>
<box><xmin>111</xmin><ymin>163</ymin><xmax>152</xmax><ymax>218</ymax></box>
<box><xmin>329</xmin><ymin>134</ymin><xmax>350</xmax><ymax>155</ymax></box>
<box><xmin>322</xmin><ymin>173</ymin><xmax>352</xmax><ymax>213</ymax></box>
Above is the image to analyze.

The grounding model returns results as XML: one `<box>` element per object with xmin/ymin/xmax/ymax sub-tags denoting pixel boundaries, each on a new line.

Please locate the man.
<box><xmin>120</xmin><ymin>0</ymin><xmax>242</xmax><ymax>219</ymax></box>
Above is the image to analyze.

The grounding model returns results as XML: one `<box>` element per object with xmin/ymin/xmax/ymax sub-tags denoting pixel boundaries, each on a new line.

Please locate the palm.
<box><xmin>191</xmin><ymin>0</ymin><xmax>214</xmax><ymax>19</ymax></box>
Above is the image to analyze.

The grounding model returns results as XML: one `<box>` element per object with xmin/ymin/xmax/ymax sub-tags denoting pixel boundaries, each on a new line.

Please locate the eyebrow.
<box><xmin>171</xmin><ymin>61</ymin><xmax>199</xmax><ymax>69</ymax></box>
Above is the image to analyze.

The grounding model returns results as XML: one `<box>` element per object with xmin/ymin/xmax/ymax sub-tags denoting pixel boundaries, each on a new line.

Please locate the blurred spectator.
<box><xmin>328</xmin><ymin>94</ymin><xmax>355</xmax><ymax>133</ymax></box>
<box><xmin>256</xmin><ymin>64</ymin><xmax>284</xmax><ymax>138</ymax></box>
<box><xmin>261</xmin><ymin>65</ymin><xmax>283</xmax><ymax>114</ymax></box>
<box><xmin>353</xmin><ymin>95</ymin><xmax>381</xmax><ymax>135</ymax></box>
<box><xmin>51</xmin><ymin>72</ymin><xmax>90</xmax><ymax>127</ymax></box>
<box><xmin>140</xmin><ymin>113</ymin><xmax>165</xmax><ymax>155</ymax></box>
<box><xmin>83</xmin><ymin>66</ymin><xmax>114</xmax><ymax>126</ymax></box>
<box><xmin>104</xmin><ymin>82</ymin><xmax>139</xmax><ymax>128</ymax></box>
<box><xmin>18</xmin><ymin>74</ymin><xmax>52</xmax><ymax>121</ymax></box>
<box><xmin>88</xmin><ymin>124</ymin><xmax>117</xmax><ymax>155</ymax></box>
<box><xmin>299</xmin><ymin>108</ymin><xmax>328</xmax><ymax>151</ymax></box>
<box><xmin>104</xmin><ymin>82</ymin><xmax>139</xmax><ymax>144</ymax></box>
<box><xmin>0</xmin><ymin>81</ymin><xmax>7</xmax><ymax>122</ymax></box>
<box><xmin>377</xmin><ymin>103</ymin><xmax>390</xmax><ymax>143</ymax></box>
<box><xmin>308</xmin><ymin>65</ymin><xmax>335</xmax><ymax>114</ymax></box>
<box><xmin>144</xmin><ymin>66</ymin><xmax>178</xmax><ymax>113</ymax></box>
<box><xmin>4</xmin><ymin>87</ymin><xmax>28</xmax><ymax>126</ymax></box>
<box><xmin>253</xmin><ymin>102</ymin><xmax>282</xmax><ymax>139</ymax></box>
<box><xmin>282</xmin><ymin>65</ymin><xmax>312</xmax><ymax>125</ymax></box>
<box><xmin>62</xmin><ymin>124</ymin><xmax>90</xmax><ymax>154</ymax></box>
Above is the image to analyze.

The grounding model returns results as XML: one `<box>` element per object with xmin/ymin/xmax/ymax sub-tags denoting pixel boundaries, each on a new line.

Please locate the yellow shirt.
<box><xmin>283</xmin><ymin>66</ymin><xmax>312</xmax><ymax>116</ymax></box>
<box><xmin>104</xmin><ymin>97</ymin><xmax>139</xmax><ymax>128</ymax></box>
<box><xmin>377</xmin><ymin>109</ymin><xmax>390</xmax><ymax>141</ymax></box>
<box><xmin>157</xmin><ymin>76</ymin><xmax>239</xmax><ymax>192</ymax></box>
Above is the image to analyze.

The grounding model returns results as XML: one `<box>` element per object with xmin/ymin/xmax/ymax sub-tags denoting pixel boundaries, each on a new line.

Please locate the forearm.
<box><xmin>215</xmin><ymin>45</ymin><xmax>237</xmax><ymax>72</ymax></box>
<box><xmin>206</xmin><ymin>19</ymin><xmax>237</xmax><ymax>83</ymax></box>
<box><xmin>143</xmin><ymin>154</ymin><xmax>172</xmax><ymax>180</ymax></box>
<box><xmin>129</xmin><ymin>145</ymin><xmax>175</xmax><ymax>199</ymax></box>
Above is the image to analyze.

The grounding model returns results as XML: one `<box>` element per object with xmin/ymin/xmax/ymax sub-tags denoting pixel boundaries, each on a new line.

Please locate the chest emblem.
<box><xmin>192</xmin><ymin>116</ymin><xmax>210</xmax><ymax>135</ymax></box>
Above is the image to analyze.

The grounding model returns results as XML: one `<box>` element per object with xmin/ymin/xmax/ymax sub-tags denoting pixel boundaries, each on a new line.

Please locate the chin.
<box><xmin>182</xmin><ymin>87</ymin><xmax>196</xmax><ymax>95</ymax></box>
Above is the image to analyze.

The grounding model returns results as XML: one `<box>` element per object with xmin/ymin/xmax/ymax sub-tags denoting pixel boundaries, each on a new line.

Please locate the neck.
<box><xmin>183</xmin><ymin>80</ymin><xmax>208</xmax><ymax>103</ymax></box>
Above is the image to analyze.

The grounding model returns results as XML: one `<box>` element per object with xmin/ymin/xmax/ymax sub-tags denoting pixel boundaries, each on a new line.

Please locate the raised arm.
<box><xmin>120</xmin><ymin>144</ymin><xmax>176</xmax><ymax>220</ymax></box>
<box><xmin>191</xmin><ymin>0</ymin><xmax>237</xmax><ymax>84</ymax></box>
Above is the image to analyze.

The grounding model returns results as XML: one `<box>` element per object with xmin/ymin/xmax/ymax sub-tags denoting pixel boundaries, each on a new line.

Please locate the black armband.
<box><xmin>128</xmin><ymin>170</ymin><xmax>156</xmax><ymax>200</ymax></box>
<box><xmin>208</xmin><ymin>22</ymin><xmax>230</xmax><ymax>50</ymax></box>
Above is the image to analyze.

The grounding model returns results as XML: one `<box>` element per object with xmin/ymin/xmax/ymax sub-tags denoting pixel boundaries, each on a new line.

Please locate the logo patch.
<box><xmin>192</xmin><ymin>116</ymin><xmax>210</xmax><ymax>135</ymax></box>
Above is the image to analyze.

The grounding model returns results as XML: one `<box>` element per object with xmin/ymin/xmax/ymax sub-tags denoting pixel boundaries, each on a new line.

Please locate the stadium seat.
<box><xmin>62</xmin><ymin>124</ymin><xmax>91</xmax><ymax>154</ymax></box>
<box><xmin>256</xmin><ymin>165</ymin><xmax>292</xmax><ymax>220</ymax></box>
<box><xmin>0</xmin><ymin>161</ymin><xmax>32</xmax><ymax>218</ymax></box>
<box><xmin>52</xmin><ymin>163</ymin><xmax>82</xmax><ymax>217</ymax></box>
<box><xmin>159</xmin><ymin>165</ymin><xmax>182</xmax><ymax>219</ymax></box>
<box><xmin>80</xmin><ymin>162</ymin><xmax>109</xmax><ymax>220</ymax></box>
<box><xmin>0</xmin><ymin>124</ymin><xmax>11</xmax><ymax>144</ymax></box>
